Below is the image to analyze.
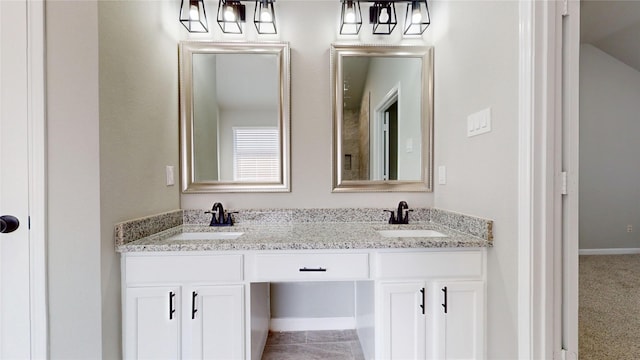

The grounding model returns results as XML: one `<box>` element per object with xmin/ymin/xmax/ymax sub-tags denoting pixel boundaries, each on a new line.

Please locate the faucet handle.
<box><xmin>383</xmin><ymin>209</ymin><xmax>397</xmax><ymax>224</ymax></box>
<box><xmin>402</xmin><ymin>209</ymin><xmax>414</xmax><ymax>224</ymax></box>
<box><xmin>225</xmin><ymin>211</ymin><xmax>239</xmax><ymax>225</ymax></box>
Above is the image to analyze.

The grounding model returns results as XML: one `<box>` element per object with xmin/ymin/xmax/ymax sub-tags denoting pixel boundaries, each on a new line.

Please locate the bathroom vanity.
<box><xmin>116</xmin><ymin>209</ymin><xmax>491</xmax><ymax>360</ymax></box>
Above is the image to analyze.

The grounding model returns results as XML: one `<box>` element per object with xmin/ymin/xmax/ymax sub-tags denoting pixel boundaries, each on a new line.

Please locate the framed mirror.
<box><xmin>179</xmin><ymin>42</ymin><xmax>290</xmax><ymax>192</ymax></box>
<box><xmin>331</xmin><ymin>44</ymin><xmax>433</xmax><ymax>192</ymax></box>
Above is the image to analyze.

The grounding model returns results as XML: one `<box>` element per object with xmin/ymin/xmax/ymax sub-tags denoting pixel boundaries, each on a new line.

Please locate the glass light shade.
<box><xmin>217</xmin><ymin>0</ymin><xmax>246</xmax><ymax>34</ymax></box>
<box><xmin>403</xmin><ymin>0</ymin><xmax>430</xmax><ymax>35</ymax></box>
<box><xmin>340</xmin><ymin>0</ymin><xmax>362</xmax><ymax>35</ymax></box>
<box><xmin>180</xmin><ymin>0</ymin><xmax>209</xmax><ymax>33</ymax></box>
<box><xmin>254</xmin><ymin>0</ymin><xmax>277</xmax><ymax>34</ymax></box>
<box><xmin>369</xmin><ymin>2</ymin><xmax>397</xmax><ymax>35</ymax></box>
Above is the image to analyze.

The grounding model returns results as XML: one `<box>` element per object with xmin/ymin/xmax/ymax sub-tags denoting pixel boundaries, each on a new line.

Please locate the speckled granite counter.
<box><xmin>115</xmin><ymin>208</ymin><xmax>493</xmax><ymax>252</ymax></box>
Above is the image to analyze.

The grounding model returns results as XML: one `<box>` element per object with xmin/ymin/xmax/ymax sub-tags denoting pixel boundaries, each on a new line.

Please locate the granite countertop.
<box><xmin>117</xmin><ymin>221</ymin><xmax>491</xmax><ymax>253</ymax></box>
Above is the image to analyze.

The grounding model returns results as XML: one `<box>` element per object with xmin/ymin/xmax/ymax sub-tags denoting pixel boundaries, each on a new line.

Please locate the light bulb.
<box><xmin>224</xmin><ymin>5</ymin><xmax>236</xmax><ymax>21</ymax></box>
<box><xmin>344</xmin><ymin>2</ymin><xmax>356</xmax><ymax>23</ymax></box>
<box><xmin>378</xmin><ymin>7</ymin><xmax>389</xmax><ymax>23</ymax></box>
<box><xmin>411</xmin><ymin>5</ymin><xmax>422</xmax><ymax>23</ymax></box>
<box><xmin>189</xmin><ymin>4</ymin><xmax>200</xmax><ymax>21</ymax></box>
<box><xmin>260</xmin><ymin>7</ymin><xmax>272</xmax><ymax>22</ymax></box>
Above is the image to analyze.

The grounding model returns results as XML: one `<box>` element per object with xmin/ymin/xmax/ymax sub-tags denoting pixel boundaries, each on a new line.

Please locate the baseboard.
<box><xmin>579</xmin><ymin>248</ymin><xmax>640</xmax><ymax>255</ymax></box>
<box><xmin>269</xmin><ymin>317</ymin><xmax>356</xmax><ymax>332</ymax></box>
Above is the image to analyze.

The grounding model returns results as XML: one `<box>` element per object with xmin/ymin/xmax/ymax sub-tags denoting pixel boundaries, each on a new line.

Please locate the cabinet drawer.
<box><xmin>377</xmin><ymin>251</ymin><xmax>484</xmax><ymax>279</ymax></box>
<box><xmin>124</xmin><ymin>254</ymin><xmax>243</xmax><ymax>284</ymax></box>
<box><xmin>250</xmin><ymin>253</ymin><xmax>369</xmax><ymax>281</ymax></box>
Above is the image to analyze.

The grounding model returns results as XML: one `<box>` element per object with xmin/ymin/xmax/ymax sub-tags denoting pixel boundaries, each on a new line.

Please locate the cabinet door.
<box><xmin>432</xmin><ymin>281</ymin><xmax>485</xmax><ymax>360</ymax></box>
<box><xmin>125</xmin><ymin>287</ymin><xmax>181</xmax><ymax>360</ymax></box>
<box><xmin>189</xmin><ymin>285</ymin><xmax>245</xmax><ymax>360</ymax></box>
<box><xmin>380</xmin><ymin>281</ymin><xmax>427</xmax><ymax>360</ymax></box>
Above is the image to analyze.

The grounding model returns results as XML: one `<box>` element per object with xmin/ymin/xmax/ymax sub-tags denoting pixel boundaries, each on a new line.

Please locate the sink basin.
<box><xmin>377</xmin><ymin>229</ymin><xmax>447</xmax><ymax>238</ymax></box>
<box><xmin>166</xmin><ymin>232</ymin><xmax>244</xmax><ymax>241</ymax></box>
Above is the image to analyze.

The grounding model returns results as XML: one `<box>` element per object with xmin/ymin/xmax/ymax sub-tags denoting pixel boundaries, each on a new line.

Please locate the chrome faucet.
<box><xmin>205</xmin><ymin>202</ymin><xmax>237</xmax><ymax>226</ymax></box>
<box><xmin>384</xmin><ymin>201</ymin><xmax>413</xmax><ymax>224</ymax></box>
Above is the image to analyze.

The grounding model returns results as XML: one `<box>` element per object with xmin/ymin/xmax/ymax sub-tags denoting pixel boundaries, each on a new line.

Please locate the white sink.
<box><xmin>377</xmin><ymin>229</ymin><xmax>447</xmax><ymax>238</ymax></box>
<box><xmin>166</xmin><ymin>232</ymin><xmax>244</xmax><ymax>241</ymax></box>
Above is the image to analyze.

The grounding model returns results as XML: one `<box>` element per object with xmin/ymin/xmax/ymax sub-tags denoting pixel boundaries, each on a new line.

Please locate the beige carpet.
<box><xmin>580</xmin><ymin>255</ymin><xmax>640</xmax><ymax>359</ymax></box>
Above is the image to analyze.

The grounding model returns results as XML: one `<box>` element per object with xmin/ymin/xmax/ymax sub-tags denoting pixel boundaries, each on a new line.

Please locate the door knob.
<box><xmin>0</xmin><ymin>215</ymin><xmax>19</xmax><ymax>234</ymax></box>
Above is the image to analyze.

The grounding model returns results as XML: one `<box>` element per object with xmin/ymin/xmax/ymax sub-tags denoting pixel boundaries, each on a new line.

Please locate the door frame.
<box><xmin>518</xmin><ymin>0</ymin><xmax>579</xmax><ymax>358</ymax></box>
<box><xmin>26</xmin><ymin>0</ymin><xmax>48</xmax><ymax>357</ymax></box>
<box><xmin>371</xmin><ymin>84</ymin><xmax>400</xmax><ymax>180</ymax></box>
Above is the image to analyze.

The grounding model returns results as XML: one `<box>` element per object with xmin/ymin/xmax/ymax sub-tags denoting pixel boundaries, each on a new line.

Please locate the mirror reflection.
<box><xmin>332</xmin><ymin>44</ymin><xmax>433</xmax><ymax>192</ymax></box>
<box><xmin>180</xmin><ymin>42</ymin><xmax>290</xmax><ymax>193</ymax></box>
<box><xmin>341</xmin><ymin>56</ymin><xmax>422</xmax><ymax>181</ymax></box>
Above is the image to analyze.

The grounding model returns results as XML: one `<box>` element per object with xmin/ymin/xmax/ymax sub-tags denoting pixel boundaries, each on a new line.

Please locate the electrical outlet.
<box><xmin>627</xmin><ymin>225</ymin><xmax>633</xmax><ymax>233</ymax></box>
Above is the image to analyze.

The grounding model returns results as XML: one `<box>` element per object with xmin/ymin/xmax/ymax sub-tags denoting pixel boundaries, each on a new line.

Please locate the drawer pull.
<box><xmin>169</xmin><ymin>291</ymin><xmax>176</xmax><ymax>320</ymax></box>
<box><xmin>299</xmin><ymin>267</ymin><xmax>327</xmax><ymax>272</ymax></box>
<box><xmin>191</xmin><ymin>291</ymin><xmax>198</xmax><ymax>319</ymax></box>
<box><xmin>442</xmin><ymin>286</ymin><xmax>448</xmax><ymax>314</ymax></box>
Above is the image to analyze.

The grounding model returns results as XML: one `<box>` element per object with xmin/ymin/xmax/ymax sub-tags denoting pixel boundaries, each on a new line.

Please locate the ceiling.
<box><xmin>581</xmin><ymin>0</ymin><xmax>640</xmax><ymax>72</ymax></box>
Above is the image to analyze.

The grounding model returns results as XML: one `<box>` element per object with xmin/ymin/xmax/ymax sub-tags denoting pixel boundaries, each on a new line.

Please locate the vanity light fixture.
<box><xmin>179</xmin><ymin>0</ymin><xmax>209</xmax><ymax>33</ymax></box>
<box><xmin>214</xmin><ymin>0</ymin><xmax>277</xmax><ymax>34</ymax></box>
<box><xmin>339</xmin><ymin>0</ymin><xmax>430</xmax><ymax>35</ymax></box>
<box><xmin>217</xmin><ymin>0</ymin><xmax>246</xmax><ymax>34</ymax></box>
<box><xmin>403</xmin><ymin>0</ymin><xmax>430</xmax><ymax>35</ymax></box>
<box><xmin>340</xmin><ymin>0</ymin><xmax>363</xmax><ymax>35</ymax></box>
<box><xmin>254</xmin><ymin>0</ymin><xmax>277</xmax><ymax>34</ymax></box>
<box><xmin>370</xmin><ymin>1</ymin><xmax>397</xmax><ymax>35</ymax></box>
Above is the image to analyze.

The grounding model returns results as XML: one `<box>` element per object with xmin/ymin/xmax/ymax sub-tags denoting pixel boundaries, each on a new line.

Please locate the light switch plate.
<box><xmin>438</xmin><ymin>165</ymin><xmax>446</xmax><ymax>185</ymax></box>
<box><xmin>467</xmin><ymin>107</ymin><xmax>492</xmax><ymax>137</ymax></box>
<box><xmin>166</xmin><ymin>165</ymin><xmax>175</xmax><ymax>186</ymax></box>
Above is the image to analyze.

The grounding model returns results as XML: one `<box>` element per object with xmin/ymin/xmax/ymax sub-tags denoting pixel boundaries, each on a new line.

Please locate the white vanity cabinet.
<box><xmin>379</xmin><ymin>281</ymin><xmax>429</xmax><ymax>359</ymax></box>
<box><xmin>376</xmin><ymin>250</ymin><xmax>486</xmax><ymax>360</ymax></box>
<box><xmin>187</xmin><ymin>285</ymin><xmax>244</xmax><ymax>359</ymax></box>
<box><xmin>124</xmin><ymin>286</ymin><xmax>182</xmax><ymax>359</ymax></box>
<box><xmin>431</xmin><ymin>281</ymin><xmax>485</xmax><ymax>360</ymax></box>
<box><xmin>121</xmin><ymin>248</ymin><xmax>486</xmax><ymax>360</ymax></box>
<box><xmin>122</xmin><ymin>254</ymin><xmax>245</xmax><ymax>360</ymax></box>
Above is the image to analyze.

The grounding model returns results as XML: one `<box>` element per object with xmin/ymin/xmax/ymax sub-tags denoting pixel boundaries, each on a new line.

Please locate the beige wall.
<box><xmin>579</xmin><ymin>44</ymin><xmax>640</xmax><ymax>250</ymax></box>
<box><xmin>46</xmin><ymin>1</ymin><xmax>103</xmax><ymax>358</ymax></box>
<box><xmin>180</xmin><ymin>1</ymin><xmax>435</xmax><ymax>209</ymax></box>
<box><xmin>47</xmin><ymin>0</ymin><xmax>520</xmax><ymax>358</ymax></box>
<box><xmin>429</xmin><ymin>1</ymin><xmax>520</xmax><ymax>358</ymax></box>
<box><xmin>98</xmin><ymin>1</ymin><xmax>181</xmax><ymax>358</ymax></box>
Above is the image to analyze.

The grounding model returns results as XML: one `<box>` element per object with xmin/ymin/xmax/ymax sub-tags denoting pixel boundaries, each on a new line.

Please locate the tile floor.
<box><xmin>261</xmin><ymin>330</ymin><xmax>365</xmax><ymax>360</ymax></box>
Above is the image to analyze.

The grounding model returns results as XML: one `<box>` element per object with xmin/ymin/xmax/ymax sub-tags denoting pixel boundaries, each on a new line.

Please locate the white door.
<box><xmin>125</xmin><ymin>287</ymin><xmax>182</xmax><ymax>359</ymax></box>
<box><xmin>380</xmin><ymin>281</ymin><xmax>427</xmax><ymax>360</ymax></box>
<box><xmin>0</xmin><ymin>0</ymin><xmax>34</xmax><ymax>358</ymax></box>
<box><xmin>188</xmin><ymin>285</ymin><xmax>244</xmax><ymax>360</ymax></box>
<box><xmin>432</xmin><ymin>281</ymin><xmax>485</xmax><ymax>360</ymax></box>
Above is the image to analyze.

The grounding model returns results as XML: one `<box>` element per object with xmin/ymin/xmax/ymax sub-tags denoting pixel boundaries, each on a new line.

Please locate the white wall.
<box><xmin>429</xmin><ymin>1</ymin><xmax>519</xmax><ymax>358</ymax></box>
<box><xmin>46</xmin><ymin>1</ymin><xmax>102</xmax><ymax>358</ymax></box>
<box><xmin>579</xmin><ymin>44</ymin><xmax>640</xmax><ymax>250</ymax></box>
<box><xmin>98</xmin><ymin>1</ymin><xmax>181</xmax><ymax>359</ymax></box>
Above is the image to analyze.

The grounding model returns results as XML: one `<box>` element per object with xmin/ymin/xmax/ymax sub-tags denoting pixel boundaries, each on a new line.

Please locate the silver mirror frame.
<box><xmin>331</xmin><ymin>44</ymin><xmax>434</xmax><ymax>192</ymax></box>
<box><xmin>179</xmin><ymin>41</ymin><xmax>291</xmax><ymax>193</ymax></box>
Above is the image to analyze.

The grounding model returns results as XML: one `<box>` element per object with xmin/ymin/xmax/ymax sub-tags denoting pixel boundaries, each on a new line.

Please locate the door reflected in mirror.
<box><xmin>341</xmin><ymin>56</ymin><xmax>422</xmax><ymax>182</ymax></box>
<box><xmin>180</xmin><ymin>42</ymin><xmax>290</xmax><ymax>193</ymax></box>
<box><xmin>332</xmin><ymin>44</ymin><xmax>433</xmax><ymax>192</ymax></box>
